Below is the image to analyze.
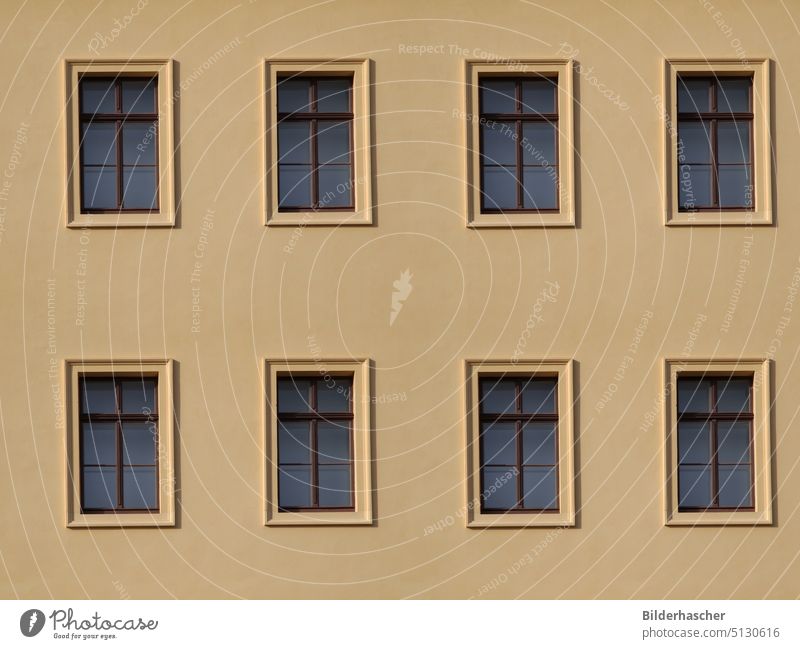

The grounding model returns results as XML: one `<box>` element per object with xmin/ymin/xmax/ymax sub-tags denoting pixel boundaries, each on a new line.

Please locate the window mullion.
<box><xmin>115</xmin><ymin>380</ymin><xmax>123</xmax><ymax>509</ymax></box>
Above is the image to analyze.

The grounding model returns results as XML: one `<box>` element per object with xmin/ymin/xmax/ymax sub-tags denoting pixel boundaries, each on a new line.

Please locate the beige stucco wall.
<box><xmin>0</xmin><ymin>0</ymin><xmax>798</xmax><ymax>598</ymax></box>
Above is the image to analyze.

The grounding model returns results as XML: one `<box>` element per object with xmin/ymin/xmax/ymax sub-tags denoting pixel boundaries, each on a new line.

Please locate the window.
<box><xmin>65</xmin><ymin>59</ymin><xmax>176</xmax><ymax>227</ymax></box>
<box><xmin>65</xmin><ymin>360</ymin><xmax>175</xmax><ymax>527</ymax></box>
<box><xmin>79</xmin><ymin>76</ymin><xmax>159</xmax><ymax>212</ymax></box>
<box><xmin>478</xmin><ymin>76</ymin><xmax>559</xmax><ymax>212</ymax></box>
<box><xmin>664</xmin><ymin>59</ymin><xmax>771</xmax><ymax>225</ymax></box>
<box><xmin>465</xmin><ymin>360</ymin><xmax>575</xmax><ymax>527</ymax></box>
<box><xmin>276</xmin><ymin>376</ymin><xmax>354</xmax><ymax>510</ymax></box>
<box><xmin>466</xmin><ymin>60</ymin><xmax>574</xmax><ymax>227</ymax></box>
<box><xmin>277</xmin><ymin>76</ymin><xmax>353</xmax><ymax>211</ymax></box>
<box><xmin>265</xmin><ymin>359</ymin><xmax>372</xmax><ymax>525</ymax></box>
<box><xmin>265</xmin><ymin>60</ymin><xmax>373</xmax><ymax>226</ymax></box>
<box><xmin>664</xmin><ymin>359</ymin><xmax>772</xmax><ymax>526</ymax></box>
<box><xmin>677</xmin><ymin>75</ymin><xmax>753</xmax><ymax>211</ymax></box>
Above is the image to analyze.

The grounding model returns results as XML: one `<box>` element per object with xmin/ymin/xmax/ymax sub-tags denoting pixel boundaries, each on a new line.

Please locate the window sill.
<box><xmin>266</xmin><ymin>209</ymin><xmax>372</xmax><ymax>227</ymax></box>
<box><xmin>468</xmin><ymin>210</ymin><xmax>575</xmax><ymax>228</ymax></box>
<box><xmin>265</xmin><ymin>509</ymin><xmax>372</xmax><ymax>526</ymax></box>
<box><xmin>467</xmin><ymin>508</ymin><xmax>574</xmax><ymax>528</ymax></box>
<box><xmin>67</xmin><ymin>511</ymin><xmax>175</xmax><ymax>528</ymax></box>
<box><xmin>666</xmin><ymin>510</ymin><xmax>772</xmax><ymax>526</ymax></box>
<box><xmin>68</xmin><ymin>211</ymin><xmax>174</xmax><ymax>228</ymax></box>
<box><xmin>666</xmin><ymin>210</ymin><xmax>772</xmax><ymax>226</ymax></box>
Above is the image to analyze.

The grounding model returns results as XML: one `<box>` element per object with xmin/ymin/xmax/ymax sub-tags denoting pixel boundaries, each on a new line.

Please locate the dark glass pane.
<box><xmin>482</xmin><ymin>166</ymin><xmax>518</xmax><ymax>209</ymax></box>
<box><xmin>718</xmin><ymin>466</ymin><xmax>752</xmax><ymax>507</ymax></box>
<box><xmin>677</xmin><ymin>77</ymin><xmax>711</xmax><ymax>112</ymax></box>
<box><xmin>81</xmin><ymin>123</ymin><xmax>116</xmax><ymax>165</ymax></box>
<box><xmin>120</xmin><ymin>378</ymin><xmax>156</xmax><ymax>414</ymax></box>
<box><xmin>278</xmin><ymin>122</ymin><xmax>311</xmax><ymax>164</ymax></box>
<box><xmin>480</xmin><ymin>379</ymin><xmax>516</xmax><ymax>414</ymax></box>
<box><xmin>481</xmin><ymin>422</ymin><xmax>516</xmax><ymax>465</ymax></box>
<box><xmin>522</xmin><ymin>421</ymin><xmax>556</xmax><ymax>465</ymax></box>
<box><xmin>679</xmin><ymin>465</ymin><xmax>712</xmax><ymax>508</ymax></box>
<box><xmin>318</xmin><ymin>465</ymin><xmax>351</xmax><ymax>507</ymax></box>
<box><xmin>81</xmin><ymin>79</ymin><xmax>115</xmax><ymax>114</ymax></box>
<box><xmin>317</xmin><ymin>121</ymin><xmax>350</xmax><ymax>164</ymax></box>
<box><xmin>81</xmin><ymin>422</ymin><xmax>116</xmax><ymax>465</ymax></box>
<box><xmin>122</xmin><ymin>167</ymin><xmax>157</xmax><ymax>209</ymax></box>
<box><xmin>316</xmin><ymin>379</ymin><xmax>351</xmax><ymax>412</ymax></box>
<box><xmin>678</xmin><ymin>421</ymin><xmax>710</xmax><ymax>464</ymax></box>
<box><xmin>82</xmin><ymin>167</ymin><xmax>117</xmax><ymax>209</ymax></box>
<box><xmin>522</xmin><ymin>122</ymin><xmax>556</xmax><ymax>166</ymax></box>
<box><xmin>278</xmin><ymin>466</ymin><xmax>311</xmax><ymax>508</ymax></box>
<box><xmin>678</xmin><ymin>165</ymin><xmax>712</xmax><ymax>209</ymax></box>
<box><xmin>717</xmin><ymin>421</ymin><xmax>751</xmax><ymax>465</ymax></box>
<box><xmin>121</xmin><ymin>78</ymin><xmax>156</xmax><ymax>113</ymax></box>
<box><xmin>522</xmin><ymin>467</ymin><xmax>557</xmax><ymax>509</ymax></box>
<box><xmin>316</xmin><ymin>78</ymin><xmax>350</xmax><ymax>112</ymax></box>
<box><xmin>718</xmin><ymin>165</ymin><xmax>752</xmax><ymax>208</ymax></box>
<box><xmin>122</xmin><ymin>122</ymin><xmax>157</xmax><ymax>165</ymax></box>
<box><xmin>522</xmin><ymin>167</ymin><xmax>557</xmax><ymax>209</ymax></box>
<box><xmin>717</xmin><ymin>122</ymin><xmax>750</xmax><ymax>164</ymax></box>
<box><xmin>522</xmin><ymin>378</ymin><xmax>557</xmax><ymax>414</ymax></box>
<box><xmin>317</xmin><ymin>422</ymin><xmax>350</xmax><ymax>463</ymax></box>
<box><xmin>122</xmin><ymin>422</ymin><xmax>156</xmax><ymax>465</ymax></box>
<box><xmin>318</xmin><ymin>167</ymin><xmax>351</xmax><ymax>206</ymax></box>
<box><xmin>82</xmin><ymin>466</ymin><xmax>116</xmax><ymax>509</ymax></box>
<box><xmin>678</xmin><ymin>379</ymin><xmax>711</xmax><ymax>413</ymax></box>
<box><xmin>81</xmin><ymin>378</ymin><xmax>116</xmax><ymax>413</ymax></box>
<box><xmin>715</xmin><ymin>378</ymin><xmax>751</xmax><ymax>413</ymax></box>
<box><xmin>717</xmin><ymin>77</ymin><xmax>751</xmax><ymax>113</ymax></box>
<box><xmin>122</xmin><ymin>466</ymin><xmax>157</xmax><ymax>509</ymax></box>
<box><xmin>521</xmin><ymin>78</ymin><xmax>555</xmax><ymax>114</ymax></box>
<box><xmin>677</xmin><ymin>121</ymin><xmax>711</xmax><ymax>164</ymax></box>
<box><xmin>277</xmin><ymin>78</ymin><xmax>311</xmax><ymax>113</ymax></box>
<box><xmin>482</xmin><ymin>467</ymin><xmax>518</xmax><ymax>510</ymax></box>
<box><xmin>278</xmin><ymin>165</ymin><xmax>312</xmax><ymax>208</ymax></box>
<box><xmin>278</xmin><ymin>421</ymin><xmax>310</xmax><ymax>464</ymax></box>
<box><xmin>481</xmin><ymin>79</ymin><xmax>516</xmax><ymax>113</ymax></box>
<box><xmin>481</xmin><ymin>123</ymin><xmax>516</xmax><ymax>165</ymax></box>
<box><xmin>277</xmin><ymin>379</ymin><xmax>311</xmax><ymax>413</ymax></box>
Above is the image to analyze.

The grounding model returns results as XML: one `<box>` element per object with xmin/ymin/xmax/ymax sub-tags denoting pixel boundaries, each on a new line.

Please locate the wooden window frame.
<box><xmin>78</xmin><ymin>75</ymin><xmax>160</xmax><ymax>214</ymax></box>
<box><xmin>264</xmin><ymin>60</ymin><xmax>373</xmax><ymax>226</ymax></box>
<box><xmin>264</xmin><ymin>359</ymin><xmax>373</xmax><ymax>526</ymax></box>
<box><xmin>676</xmin><ymin>376</ymin><xmax>754</xmax><ymax>512</ymax></box>
<box><xmin>465</xmin><ymin>360</ymin><xmax>575</xmax><ymax>528</ymax></box>
<box><xmin>79</xmin><ymin>375</ymin><xmax>160</xmax><ymax>513</ymax></box>
<box><xmin>276</xmin><ymin>376</ymin><xmax>355</xmax><ymax>512</ymax></box>
<box><xmin>663</xmin><ymin>359</ymin><xmax>773</xmax><ymax>526</ymax></box>
<box><xmin>65</xmin><ymin>59</ymin><xmax>175</xmax><ymax>228</ymax></box>
<box><xmin>465</xmin><ymin>60</ymin><xmax>575</xmax><ymax>228</ymax></box>
<box><xmin>664</xmin><ymin>59</ymin><xmax>772</xmax><ymax>226</ymax></box>
<box><xmin>478</xmin><ymin>376</ymin><xmax>559</xmax><ymax>513</ymax></box>
<box><xmin>65</xmin><ymin>359</ymin><xmax>175</xmax><ymax>528</ymax></box>
<box><xmin>478</xmin><ymin>76</ymin><xmax>560</xmax><ymax>214</ymax></box>
<box><xmin>276</xmin><ymin>76</ymin><xmax>355</xmax><ymax>212</ymax></box>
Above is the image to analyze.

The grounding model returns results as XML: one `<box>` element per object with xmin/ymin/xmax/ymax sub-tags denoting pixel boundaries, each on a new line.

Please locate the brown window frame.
<box><xmin>276</xmin><ymin>75</ymin><xmax>355</xmax><ymax>212</ymax></box>
<box><xmin>677</xmin><ymin>74</ymin><xmax>753</xmax><ymax>212</ymax></box>
<box><xmin>677</xmin><ymin>375</ymin><xmax>755</xmax><ymax>513</ymax></box>
<box><xmin>478</xmin><ymin>75</ymin><xmax>559</xmax><ymax>213</ymax></box>
<box><xmin>478</xmin><ymin>376</ymin><xmax>559</xmax><ymax>514</ymax></box>
<box><xmin>276</xmin><ymin>376</ymin><xmax>355</xmax><ymax>512</ymax></box>
<box><xmin>78</xmin><ymin>74</ymin><xmax>160</xmax><ymax>214</ymax></box>
<box><xmin>78</xmin><ymin>374</ymin><xmax>160</xmax><ymax>514</ymax></box>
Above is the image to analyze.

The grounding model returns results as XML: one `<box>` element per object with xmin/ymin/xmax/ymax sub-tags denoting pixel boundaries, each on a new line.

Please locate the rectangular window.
<box><xmin>265</xmin><ymin>359</ymin><xmax>372</xmax><ymax>525</ymax></box>
<box><xmin>276</xmin><ymin>76</ymin><xmax>354</xmax><ymax>211</ymax></box>
<box><xmin>676</xmin><ymin>376</ymin><xmax>753</xmax><ymax>511</ymax></box>
<box><xmin>664</xmin><ymin>359</ymin><xmax>772</xmax><ymax>526</ymax></box>
<box><xmin>465</xmin><ymin>360</ymin><xmax>575</xmax><ymax>528</ymax></box>
<box><xmin>478</xmin><ymin>76</ymin><xmax>559</xmax><ymax>212</ymax></box>
<box><xmin>79</xmin><ymin>375</ymin><xmax>159</xmax><ymax>512</ymax></box>
<box><xmin>65</xmin><ymin>59</ymin><xmax>175</xmax><ymax>227</ymax></box>
<box><xmin>79</xmin><ymin>76</ymin><xmax>159</xmax><ymax>212</ymax></box>
<box><xmin>65</xmin><ymin>359</ymin><xmax>175</xmax><ymax>527</ymax></box>
<box><xmin>677</xmin><ymin>75</ymin><xmax>753</xmax><ymax>211</ymax></box>
<box><xmin>276</xmin><ymin>376</ymin><xmax>354</xmax><ymax>510</ymax></box>
<box><xmin>479</xmin><ymin>376</ymin><xmax>558</xmax><ymax>512</ymax></box>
